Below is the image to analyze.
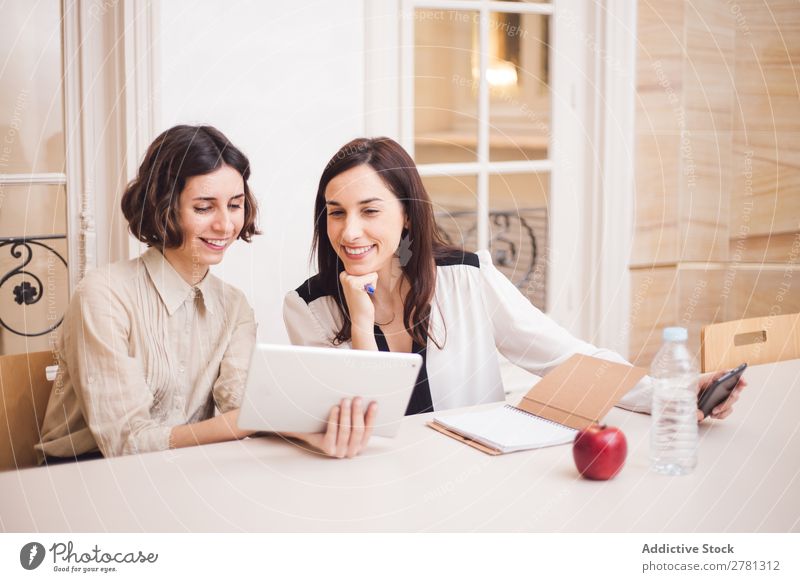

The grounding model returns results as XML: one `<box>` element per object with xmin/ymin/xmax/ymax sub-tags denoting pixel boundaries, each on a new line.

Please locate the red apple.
<box><xmin>572</xmin><ymin>424</ymin><xmax>627</xmax><ymax>480</ymax></box>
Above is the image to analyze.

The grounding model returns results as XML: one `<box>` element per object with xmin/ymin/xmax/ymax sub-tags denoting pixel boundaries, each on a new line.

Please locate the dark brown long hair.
<box><xmin>121</xmin><ymin>124</ymin><xmax>259</xmax><ymax>248</ymax></box>
<box><xmin>312</xmin><ymin>137</ymin><xmax>459</xmax><ymax>347</ymax></box>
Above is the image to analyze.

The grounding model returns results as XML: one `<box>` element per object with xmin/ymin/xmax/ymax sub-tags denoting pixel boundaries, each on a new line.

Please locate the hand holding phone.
<box><xmin>697</xmin><ymin>363</ymin><xmax>747</xmax><ymax>418</ymax></box>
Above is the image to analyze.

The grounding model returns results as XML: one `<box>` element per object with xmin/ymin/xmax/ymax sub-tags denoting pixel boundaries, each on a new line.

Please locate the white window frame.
<box><xmin>367</xmin><ymin>0</ymin><xmax>586</xmax><ymax>335</ymax></box>
<box><xmin>589</xmin><ymin>0</ymin><xmax>638</xmax><ymax>355</ymax></box>
<box><xmin>400</xmin><ymin>0</ymin><xmax>554</xmax><ymax>254</ymax></box>
<box><xmin>366</xmin><ymin>0</ymin><xmax>637</xmax><ymax>350</ymax></box>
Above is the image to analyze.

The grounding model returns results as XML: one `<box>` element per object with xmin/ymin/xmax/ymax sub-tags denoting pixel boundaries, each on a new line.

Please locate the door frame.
<box><xmin>62</xmin><ymin>0</ymin><xmax>160</xmax><ymax>290</ymax></box>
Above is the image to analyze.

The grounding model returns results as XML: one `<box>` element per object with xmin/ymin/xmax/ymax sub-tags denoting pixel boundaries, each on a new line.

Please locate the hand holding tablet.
<box><xmin>238</xmin><ymin>344</ymin><xmax>422</xmax><ymax>441</ymax></box>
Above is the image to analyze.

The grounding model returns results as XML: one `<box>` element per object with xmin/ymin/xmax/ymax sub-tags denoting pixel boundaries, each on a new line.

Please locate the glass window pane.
<box><xmin>414</xmin><ymin>9</ymin><xmax>478</xmax><ymax>164</ymax></box>
<box><xmin>488</xmin><ymin>12</ymin><xmax>550</xmax><ymax>162</ymax></box>
<box><xmin>424</xmin><ymin>174</ymin><xmax>479</xmax><ymax>251</ymax></box>
<box><xmin>0</xmin><ymin>0</ymin><xmax>65</xmax><ymax>174</ymax></box>
<box><xmin>488</xmin><ymin>173</ymin><xmax>549</xmax><ymax>310</ymax></box>
<box><xmin>0</xmin><ymin>183</ymin><xmax>67</xmax><ymax>237</ymax></box>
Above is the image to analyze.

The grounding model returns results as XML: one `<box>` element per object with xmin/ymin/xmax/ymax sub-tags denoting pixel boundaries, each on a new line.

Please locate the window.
<box><xmin>402</xmin><ymin>0</ymin><xmax>555</xmax><ymax>311</ymax></box>
<box><xmin>0</xmin><ymin>0</ymin><xmax>69</xmax><ymax>355</ymax></box>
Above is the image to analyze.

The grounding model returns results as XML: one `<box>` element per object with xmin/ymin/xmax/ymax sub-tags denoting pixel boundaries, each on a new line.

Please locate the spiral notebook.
<box><xmin>429</xmin><ymin>354</ymin><xmax>648</xmax><ymax>455</ymax></box>
<box><xmin>432</xmin><ymin>405</ymin><xmax>577</xmax><ymax>454</ymax></box>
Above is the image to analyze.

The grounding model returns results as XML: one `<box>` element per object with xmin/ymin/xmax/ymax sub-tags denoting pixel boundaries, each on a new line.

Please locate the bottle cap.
<box><xmin>662</xmin><ymin>326</ymin><xmax>688</xmax><ymax>341</ymax></box>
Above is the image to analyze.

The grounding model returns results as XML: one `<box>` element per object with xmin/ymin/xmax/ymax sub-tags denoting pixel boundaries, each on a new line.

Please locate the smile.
<box><xmin>342</xmin><ymin>244</ymin><xmax>375</xmax><ymax>257</ymax></box>
<box><xmin>200</xmin><ymin>237</ymin><xmax>229</xmax><ymax>250</ymax></box>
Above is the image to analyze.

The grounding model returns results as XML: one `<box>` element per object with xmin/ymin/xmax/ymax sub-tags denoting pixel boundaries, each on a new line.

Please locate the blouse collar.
<box><xmin>142</xmin><ymin>247</ymin><xmax>217</xmax><ymax>315</ymax></box>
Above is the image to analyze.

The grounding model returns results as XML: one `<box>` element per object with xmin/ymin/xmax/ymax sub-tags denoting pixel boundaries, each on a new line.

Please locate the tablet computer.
<box><xmin>238</xmin><ymin>344</ymin><xmax>423</xmax><ymax>438</ymax></box>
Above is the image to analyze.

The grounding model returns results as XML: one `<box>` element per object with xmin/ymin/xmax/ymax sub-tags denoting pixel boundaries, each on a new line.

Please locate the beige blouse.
<box><xmin>36</xmin><ymin>248</ymin><xmax>256</xmax><ymax>460</ymax></box>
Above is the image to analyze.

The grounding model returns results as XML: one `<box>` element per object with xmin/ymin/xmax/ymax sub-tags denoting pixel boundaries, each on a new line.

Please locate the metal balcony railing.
<box><xmin>0</xmin><ymin>235</ymin><xmax>68</xmax><ymax>337</ymax></box>
<box><xmin>435</xmin><ymin>208</ymin><xmax>548</xmax><ymax>310</ymax></box>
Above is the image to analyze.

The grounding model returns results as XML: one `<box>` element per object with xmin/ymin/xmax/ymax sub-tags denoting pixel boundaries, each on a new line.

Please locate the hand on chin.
<box><xmin>343</xmin><ymin>264</ymin><xmax>373</xmax><ymax>277</ymax></box>
<box><xmin>340</xmin><ymin>255</ymin><xmax>376</xmax><ymax>277</ymax></box>
<box><xmin>338</xmin><ymin>269</ymin><xmax>378</xmax><ymax>330</ymax></box>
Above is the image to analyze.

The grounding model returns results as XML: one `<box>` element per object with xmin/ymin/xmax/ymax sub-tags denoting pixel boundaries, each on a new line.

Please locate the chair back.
<box><xmin>701</xmin><ymin>312</ymin><xmax>800</xmax><ymax>372</ymax></box>
<box><xmin>0</xmin><ymin>351</ymin><xmax>55</xmax><ymax>471</ymax></box>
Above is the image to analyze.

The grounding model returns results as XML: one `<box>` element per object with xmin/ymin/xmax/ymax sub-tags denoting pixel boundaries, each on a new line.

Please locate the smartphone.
<box><xmin>697</xmin><ymin>363</ymin><xmax>747</xmax><ymax>418</ymax></box>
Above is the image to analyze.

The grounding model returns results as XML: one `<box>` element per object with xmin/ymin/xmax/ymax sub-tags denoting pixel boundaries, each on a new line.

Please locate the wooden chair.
<box><xmin>0</xmin><ymin>351</ymin><xmax>55</xmax><ymax>471</ymax></box>
<box><xmin>701</xmin><ymin>312</ymin><xmax>800</xmax><ymax>373</ymax></box>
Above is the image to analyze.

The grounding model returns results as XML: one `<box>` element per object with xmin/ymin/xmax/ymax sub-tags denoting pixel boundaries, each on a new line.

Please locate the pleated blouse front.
<box><xmin>36</xmin><ymin>248</ymin><xmax>256</xmax><ymax>460</ymax></box>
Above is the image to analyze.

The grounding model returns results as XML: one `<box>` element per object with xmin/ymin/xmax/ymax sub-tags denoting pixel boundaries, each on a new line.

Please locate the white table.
<box><xmin>1</xmin><ymin>359</ymin><xmax>798</xmax><ymax>532</ymax></box>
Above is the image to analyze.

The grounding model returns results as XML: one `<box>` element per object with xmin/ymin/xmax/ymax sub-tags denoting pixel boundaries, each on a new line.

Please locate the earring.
<box><xmin>396</xmin><ymin>228</ymin><xmax>413</xmax><ymax>267</ymax></box>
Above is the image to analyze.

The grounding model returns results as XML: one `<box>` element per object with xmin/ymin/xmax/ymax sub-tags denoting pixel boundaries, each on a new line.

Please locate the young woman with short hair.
<box><xmin>38</xmin><ymin>125</ymin><xmax>373</xmax><ymax>462</ymax></box>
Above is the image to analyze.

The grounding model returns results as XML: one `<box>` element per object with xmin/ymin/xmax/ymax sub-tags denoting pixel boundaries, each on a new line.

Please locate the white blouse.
<box><xmin>283</xmin><ymin>250</ymin><xmax>652</xmax><ymax>414</ymax></box>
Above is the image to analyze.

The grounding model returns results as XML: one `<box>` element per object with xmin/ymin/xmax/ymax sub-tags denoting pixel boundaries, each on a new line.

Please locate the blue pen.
<box><xmin>364</xmin><ymin>283</ymin><xmax>375</xmax><ymax>295</ymax></box>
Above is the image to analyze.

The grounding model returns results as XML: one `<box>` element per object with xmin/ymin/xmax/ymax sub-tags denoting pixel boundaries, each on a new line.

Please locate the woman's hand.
<box><xmin>286</xmin><ymin>397</ymin><xmax>378</xmax><ymax>458</ymax></box>
<box><xmin>339</xmin><ymin>271</ymin><xmax>380</xmax><ymax>350</ymax></box>
<box><xmin>339</xmin><ymin>270</ymin><xmax>378</xmax><ymax>330</ymax></box>
<box><xmin>696</xmin><ymin>371</ymin><xmax>748</xmax><ymax>422</ymax></box>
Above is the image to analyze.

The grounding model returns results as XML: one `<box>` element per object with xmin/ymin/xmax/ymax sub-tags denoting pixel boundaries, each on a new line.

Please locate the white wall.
<box><xmin>156</xmin><ymin>0</ymin><xmax>365</xmax><ymax>343</ymax></box>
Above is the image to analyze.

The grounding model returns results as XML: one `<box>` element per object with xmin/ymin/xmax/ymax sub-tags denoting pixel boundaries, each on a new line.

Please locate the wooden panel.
<box><xmin>683</xmin><ymin>0</ymin><xmax>735</xmax><ymax>132</ymax></box>
<box><xmin>631</xmin><ymin>132</ymin><xmax>680</xmax><ymax>266</ymax></box>
<box><xmin>679</xmin><ymin>0</ymin><xmax>734</xmax><ymax>263</ymax></box>
<box><xmin>629</xmin><ymin>266</ymin><xmax>731</xmax><ymax>365</ymax></box>
<box><xmin>676</xmin><ymin>266</ymin><xmax>728</xmax><ymax>358</ymax></box>
<box><xmin>636</xmin><ymin>1</ymin><xmax>684</xmax><ymax>69</ymax></box>
<box><xmin>730</xmin><ymin>135</ymin><xmax>800</xmax><ymax>237</ymax></box>
<box><xmin>636</xmin><ymin>1</ymin><xmax>684</xmax><ymax>134</ymax></box>
<box><xmin>729</xmin><ymin>232</ymin><xmax>800</xmax><ymax>263</ymax></box>
<box><xmin>735</xmin><ymin>0</ymin><xmax>800</xmax><ymax>67</ymax></box>
<box><xmin>734</xmin><ymin>70</ymin><xmax>800</xmax><ymax>134</ymax></box>
<box><xmin>728</xmin><ymin>266</ymin><xmax>800</xmax><ymax>321</ymax></box>
<box><xmin>630</xmin><ymin>0</ymin><xmax>800</xmax><ymax>369</ymax></box>
<box><xmin>628</xmin><ymin>267</ymin><xmax>678</xmax><ymax>366</ymax></box>
<box><xmin>679</xmin><ymin>131</ymin><xmax>731</xmax><ymax>262</ymax></box>
<box><xmin>733</xmin><ymin>6</ymin><xmax>800</xmax><ymax>135</ymax></box>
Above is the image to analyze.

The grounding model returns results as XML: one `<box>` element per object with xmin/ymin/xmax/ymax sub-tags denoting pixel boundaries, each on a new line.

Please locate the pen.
<box><xmin>364</xmin><ymin>283</ymin><xmax>375</xmax><ymax>295</ymax></box>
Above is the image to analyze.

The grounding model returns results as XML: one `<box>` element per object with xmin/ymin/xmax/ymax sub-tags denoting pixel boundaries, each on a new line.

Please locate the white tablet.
<box><xmin>238</xmin><ymin>344</ymin><xmax>423</xmax><ymax>438</ymax></box>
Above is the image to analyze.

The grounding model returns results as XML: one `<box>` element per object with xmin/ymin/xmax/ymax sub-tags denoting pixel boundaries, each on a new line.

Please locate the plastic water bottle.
<box><xmin>650</xmin><ymin>327</ymin><xmax>698</xmax><ymax>475</ymax></box>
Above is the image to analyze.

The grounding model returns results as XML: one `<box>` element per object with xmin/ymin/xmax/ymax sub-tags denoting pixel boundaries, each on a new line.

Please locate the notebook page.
<box><xmin>433</xmin><ymin>405</ymin><xmax>578</xmax><ymax>453</ymax></box>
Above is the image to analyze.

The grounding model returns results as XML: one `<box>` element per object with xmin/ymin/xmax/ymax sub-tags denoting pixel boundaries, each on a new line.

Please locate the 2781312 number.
<box><xmin>729</xmin><ymin>560</ymin><xmax>780</xmax><ymax>571</ymax></box>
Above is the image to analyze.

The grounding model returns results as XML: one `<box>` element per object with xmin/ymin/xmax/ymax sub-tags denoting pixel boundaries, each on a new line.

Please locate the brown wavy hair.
<box><xmin>121</xmin><ymin>124</ymin><xmax>259</xmax><ymax>248</ymax></box>
<box><xmin>312</xmin><ymin>137</ymin><xmax>459</xmax><ymax>348</ymax></box>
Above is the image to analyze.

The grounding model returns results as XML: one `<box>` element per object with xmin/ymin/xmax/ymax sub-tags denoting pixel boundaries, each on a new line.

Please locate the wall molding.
<box><xmin>62</xmin><ymin>0</ymin><xmax>94</xmax><ymax>291</ymax></box>
<box><xmin>364</xmin><ymin>0</ymin><xmax>400</xmax><ymax>139</ymax></box>
<box><xmin>0</xmin><ymin>173</ymin><xmax>67</xmax><ymax>185</ymax></box>
<box><xmin>586</xmin><ymin>0</ymin><xmax>638</xmax><ymax>355</ymax></box>
<box><xmin>546</xmin><ymin>1</ymin><xmax>591</xmax><ymax>336</ymax></box>
<box><xmin>61</xmin><ymin>0</ymin><xmax>159</xmax><ymax>292</ymax></box>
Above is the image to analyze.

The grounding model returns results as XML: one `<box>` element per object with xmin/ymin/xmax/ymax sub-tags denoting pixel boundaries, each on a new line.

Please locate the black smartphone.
<box><xmin>697</xmin><ymin>363</ymin><xmax>747</xmax><ymax>418</ymax></box>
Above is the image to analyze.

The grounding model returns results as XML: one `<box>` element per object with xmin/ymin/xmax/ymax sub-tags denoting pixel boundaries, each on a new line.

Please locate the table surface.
<box><xmin>1</xmin><ymin>359</ymin><xmax>798</xmax><ymax>533</ymax></box>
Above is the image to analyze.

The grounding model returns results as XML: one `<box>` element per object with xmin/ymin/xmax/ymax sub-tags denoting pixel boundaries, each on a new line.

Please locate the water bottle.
<box><xmin>650</xmin><ymin>327</ymin><xmax>698</xmax><ymax>475</ymax></box>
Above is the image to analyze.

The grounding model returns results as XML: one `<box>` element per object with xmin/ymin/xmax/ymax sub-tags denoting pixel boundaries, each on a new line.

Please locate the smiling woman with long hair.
<box><xmin>284</xmin><ymin>137</ymin><xmax>745</xmax><ymax>436</ymax></box>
